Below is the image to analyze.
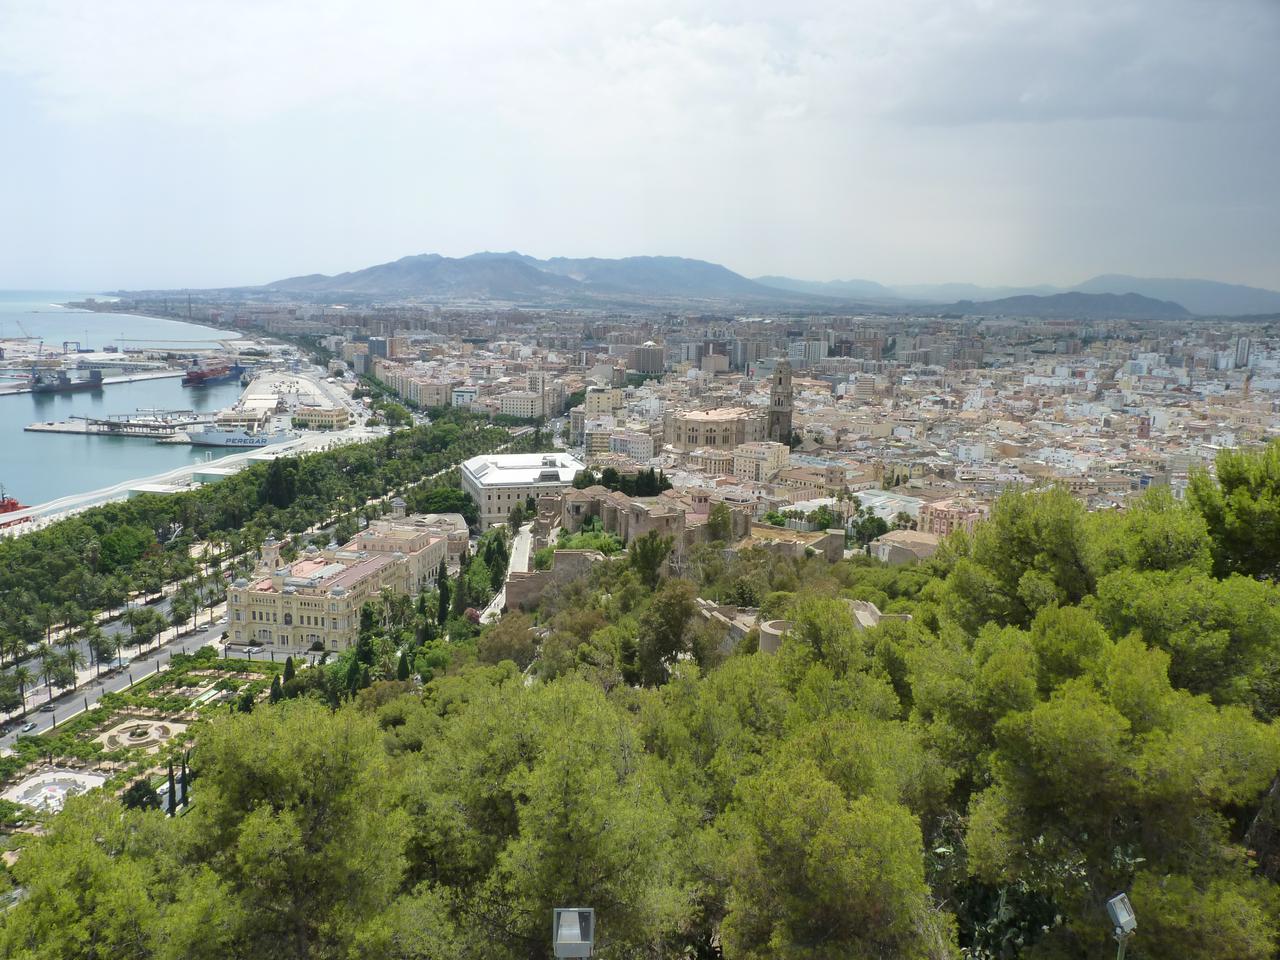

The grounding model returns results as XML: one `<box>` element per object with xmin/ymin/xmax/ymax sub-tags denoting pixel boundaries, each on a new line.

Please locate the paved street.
<box><xmin>0</xmin><ymin>606</ymin><xmax>229</xmax><ymax>752</ymax></box>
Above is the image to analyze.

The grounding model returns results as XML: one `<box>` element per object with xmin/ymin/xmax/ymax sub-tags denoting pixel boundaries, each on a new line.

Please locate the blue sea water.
<box><xmin>0</xmin><ymin>292</ymin><xmax>247</xmax><ymax>506</ymax></box>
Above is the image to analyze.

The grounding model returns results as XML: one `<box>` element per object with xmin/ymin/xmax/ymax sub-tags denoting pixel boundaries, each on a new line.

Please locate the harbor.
<box><xmin>0</xmin><ymin>294</ymin><xmax>377</xmax><ymax>530</ymax></box>
<box><xmin>19</xmin><ymin>370</ymin><xmax>346</xmax><ymax>449</ymax></box>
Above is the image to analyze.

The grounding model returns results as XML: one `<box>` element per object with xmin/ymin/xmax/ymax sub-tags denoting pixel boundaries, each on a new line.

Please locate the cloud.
<box><xmin>0</xmin><ymin>1</ymin><xmax>1275</xmax><ymax>289</ymax></box>
<box><xmin>2</xmin><ymin>1</ymin><xmax>1273</xmax><ymax>129</ymax></box>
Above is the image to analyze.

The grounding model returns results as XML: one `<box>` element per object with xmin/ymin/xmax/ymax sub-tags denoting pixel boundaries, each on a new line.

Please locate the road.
<box><xmin>0</xmin><ymin>610</ymin><xmax>231</xmax><ymax>752</ymax></box>
<box><xmin>480</xmin><ymin>522</ymin><xmax>532</xmax><ymax>624</ymax></box>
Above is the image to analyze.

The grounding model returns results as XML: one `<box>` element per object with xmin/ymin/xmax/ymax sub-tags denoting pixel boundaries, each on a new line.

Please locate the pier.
<box><xmin>24</xmin><ymin>409</ymin><xmax>217</xmax><ymax>440</ymax></box>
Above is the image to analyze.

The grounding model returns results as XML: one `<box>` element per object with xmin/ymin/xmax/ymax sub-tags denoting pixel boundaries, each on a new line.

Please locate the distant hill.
<box><xmin>268</xmin><ymin>253</ymin><xmax>579</xmax><ymax>300</ymax></box>
<box><xmin>251</xmin><ymin>256</ymin><xmax>1278</xmax><ymax>315</ymax></box>
<box><xmin>754</xmin><ymin>273</ymin><xmax>1280</xmax><ymax>316</ymax></box>
<box><xmin>754</xmin><ymin>275</ymin><xmax>900</xmax><ymax>300</ymax></box>
<box><xmin>892</xmin><ymin>281</ymin><xmax>1060</xmax><ymax>302</ymax></box>
<box><xmin>1071</xmin><ymin>275</ymin><xmax>1280</xmax><ymax>316</ymax></box>
<box><xmin>266</xmin><ymin>252</ymin><xmax>801</xmax><ymax>302</ymax></box>
<box><xmin>945</xmin><ymin>291</ymin><xmax>1190</xmax><ymax>319</ymax></box>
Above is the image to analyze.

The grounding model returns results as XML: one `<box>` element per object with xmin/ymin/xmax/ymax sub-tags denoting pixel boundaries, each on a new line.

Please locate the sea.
<box><xmin>0</xmin><ymin>292</ymin><xmax>247</xmax><ymax>507</ymax></box>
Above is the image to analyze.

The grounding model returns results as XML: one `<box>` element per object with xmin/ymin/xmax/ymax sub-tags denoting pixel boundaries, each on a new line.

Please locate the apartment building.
<box><xmin>917</xmin><ymin>497</ymin><xmax>987</xmax><ymax>537</ymax></box>
<box><xmin>733</xmin><ymin>441</ymin><xmax>790</xmax><ymax>482</ymax></box>
<box><xmin>609</xmin><ymin>429</ymin><xmax>656</xmax><ymax>461</ymax></box>
<box><xmin>499</xmin><ymin>391</ymin><xmax>545</xmax><ymax>419</ymax></box>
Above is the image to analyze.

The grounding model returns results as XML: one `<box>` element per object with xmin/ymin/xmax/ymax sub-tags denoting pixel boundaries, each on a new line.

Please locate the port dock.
<box><xmin>0</xmin><ymin>369</ymin><xmax>184</xmax><ymax>396</ymax></box>
<box><xmin>24</xmin><ymin>410</ymin><xmax>217</xmax><ymax>439</ymax></box>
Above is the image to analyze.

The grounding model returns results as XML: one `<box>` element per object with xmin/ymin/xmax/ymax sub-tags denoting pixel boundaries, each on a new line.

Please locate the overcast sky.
<box><xmin>1</xmin><ymin>0</ymin><xmax>1276</xmax><ymax>291</ymax></box>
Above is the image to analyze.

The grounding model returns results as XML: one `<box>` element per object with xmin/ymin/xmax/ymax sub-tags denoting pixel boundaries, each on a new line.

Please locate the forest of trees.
<box><xmin>6</xmin><ymin>443</ymin><xmax>1280</xmax><ymax>959</ymax></box>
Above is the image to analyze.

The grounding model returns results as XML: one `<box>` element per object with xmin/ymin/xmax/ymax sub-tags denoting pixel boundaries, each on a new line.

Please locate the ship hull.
<box><xmin>182</xmin><ymin>364</ymin><xmax>246</xmax><ymax>387</ymax></box>
<box><xmin>31</xmin><ymin>370</ymin><xmax>104</xmax><ymax>394</ymax></box>
<box><xmin>31</xmin><ymin>382</ymin><xmax>103</xmax><ymax>394</ymax></box>
<box><xmin>186</xmin><ymin>429</ymin><xmax>294</xmax><ymax>448</ymax></box>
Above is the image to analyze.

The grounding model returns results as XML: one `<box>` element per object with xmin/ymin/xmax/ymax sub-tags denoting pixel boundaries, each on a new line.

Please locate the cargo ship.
<box><xmin>0</xmin><ymin>486</ymin><xmax>29</xmax><ymax>528</ymax></box>
<box><xmin>31</xmin><ymin>369</ymin><xmax>104</xmax><ymax>394</ymax></box>
<box><xmin>181</xmin><ymin>359</ymin><xmax>246</xmax><ymax>387</ymax></box>
<box><xmin>185</xmin><ymin>425</ymin><xmax>295</xmax><ymax>448</ymax></box>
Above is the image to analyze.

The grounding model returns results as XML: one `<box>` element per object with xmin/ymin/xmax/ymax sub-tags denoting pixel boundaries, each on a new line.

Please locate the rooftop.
<box><xmin>462</xmin><ymin>452</ymin><xmax>585</xmax><ymax>488</ymax></box>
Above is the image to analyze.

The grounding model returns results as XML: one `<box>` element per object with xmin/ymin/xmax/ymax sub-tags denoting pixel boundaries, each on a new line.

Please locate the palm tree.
<box><xmin>82</xmin><ymin>623</ymin><xmax>110</xmax><ymax>675</ymax></box>
<box><xmin>34</xmin><ymin>603</ymin><xmax>56</xmax><ymax>644</ymax></box>
<box><xmin>55</xmin><ymin>627</ymin><xmax>79</xmax><ymax>659</ymax></box>
<box><xmin>64</xmin><ymin>648</ymin><xmax>87</xmax><ymax>691</ymax></box>
<box><xmin>37</xmin><ymin>644</ymin><xmax>58</xmax><ymax>702</ymax></box>
<box><xmin>11</xmin><ymin>665</ymin><xmax>34</xmax><ymax>716</ymax></box>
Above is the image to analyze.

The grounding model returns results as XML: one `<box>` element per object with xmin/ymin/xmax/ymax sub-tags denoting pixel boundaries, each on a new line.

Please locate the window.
<box><xmin>283</xmin><ymin>613</ymin><xmax>293</xmax><ymax>625</ymax></box>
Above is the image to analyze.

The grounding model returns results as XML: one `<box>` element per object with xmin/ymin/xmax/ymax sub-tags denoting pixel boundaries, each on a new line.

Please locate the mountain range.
<box><xmin>257</xmin><ymin>252</ymin><xmax>1280</xmax><ymax>316</ymax></box>
<box><xmin>269</xmin><ymin>253</ymin><xmax>779</xmax><ymax>302</ymax></box>
<box><xmin>755</xmin><ymin>272</ymin><xmax>1280</xmax><ymax>315</ymax></box>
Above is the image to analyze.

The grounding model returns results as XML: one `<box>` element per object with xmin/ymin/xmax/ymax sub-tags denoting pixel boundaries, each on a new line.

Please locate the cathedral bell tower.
<box><xmin>768</xmin><ymin>359</ymin><xmax>793</xmax><ymax>444</ymax></box>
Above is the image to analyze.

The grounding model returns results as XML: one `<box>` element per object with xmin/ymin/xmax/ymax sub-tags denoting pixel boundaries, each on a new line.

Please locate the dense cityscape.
<box><xmin>2</xmin><ymin>1</ymin><xmax>1279</xmax><ymax>958</ymax></box>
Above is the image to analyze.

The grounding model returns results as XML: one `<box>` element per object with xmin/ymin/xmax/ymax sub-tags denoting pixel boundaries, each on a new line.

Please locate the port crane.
<box><xmin>28</xmin><ymin>341</ymin><xmax>44</xmax><ymax>383</ymax></box>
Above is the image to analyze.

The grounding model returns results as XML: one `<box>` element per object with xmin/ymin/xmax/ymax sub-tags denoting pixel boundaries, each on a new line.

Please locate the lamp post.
<box><xmin>553</xmin><ymin>907</ymin><xmax>594</xmax><ymax>959</ymax></box>
<box><xmin>1106</xmin><ymin>893</ymin><xmax>1137</xmax><ymax>960</ymax></box>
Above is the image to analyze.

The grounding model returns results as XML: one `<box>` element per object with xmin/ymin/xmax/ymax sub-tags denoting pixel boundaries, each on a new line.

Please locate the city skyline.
<box><xmin>1</xmin><ymin>0</ymin><xmax>1277</xmax><ymax>291</ymax></box>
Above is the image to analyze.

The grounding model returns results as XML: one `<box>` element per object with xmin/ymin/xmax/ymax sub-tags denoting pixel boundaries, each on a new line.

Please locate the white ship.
<box><xmin>185</xmin><ymin>425</ymin><xmax>295</xmax><ymax>448</ymax></box>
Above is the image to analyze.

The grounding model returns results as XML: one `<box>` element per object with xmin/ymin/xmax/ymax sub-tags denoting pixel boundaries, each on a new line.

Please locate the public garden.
<box><xmin>0</xmin><ymin>647</ymin><xmax>282</xmax><ymax>895</ymax></box>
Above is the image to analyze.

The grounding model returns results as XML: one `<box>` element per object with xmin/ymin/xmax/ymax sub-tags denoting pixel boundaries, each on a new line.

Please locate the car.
<box><xmin>216</xmin><ymin>617</ymin><xmax>228</xmax><ymax>625</ymax></box>
<box><xmin>20</xmin><ymin>722</ymin><xmax>37</xmax><ymax>733</ymax></box>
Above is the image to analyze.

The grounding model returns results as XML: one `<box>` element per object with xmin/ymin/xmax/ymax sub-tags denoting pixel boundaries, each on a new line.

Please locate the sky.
<box><xmin>0</xmin><ymin>0</ymin><xmax>1276</xmax><ymax>291</ymax></box>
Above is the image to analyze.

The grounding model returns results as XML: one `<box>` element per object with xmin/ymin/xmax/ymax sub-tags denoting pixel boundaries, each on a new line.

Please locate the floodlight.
<box><xmin>1106</xmin><ymin>893</ymin><xmax>1136</xmax><ymax>960</ymax></box>
<box><xmin>553</xmin><ymin>907</ymin><xmax>594</xmax><ymax>958</ymax></box>
<box><xmin>1106</xmin><ymin>893</ymin><xmax>1136</xmax><ymax>935</ymax></box>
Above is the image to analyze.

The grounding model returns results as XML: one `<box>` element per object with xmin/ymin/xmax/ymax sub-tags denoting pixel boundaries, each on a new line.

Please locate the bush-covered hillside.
<box><xmin>5</xmin><ymin>444</ymin><xmax>1280</xmax><ymax>960</ymax></box>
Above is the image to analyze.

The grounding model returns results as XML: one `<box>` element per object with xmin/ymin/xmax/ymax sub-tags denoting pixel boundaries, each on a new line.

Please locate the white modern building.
<box><xmin>461</xmin><ymin>452</ymin><xmax>587</xmax><ymax>528</ymax></box>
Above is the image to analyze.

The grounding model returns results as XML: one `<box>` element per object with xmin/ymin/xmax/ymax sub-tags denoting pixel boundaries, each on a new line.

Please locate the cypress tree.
<box><xmin>436</xmin><ymin>560</ymin><xmax>450</xmax><ymax>626</ymax></box>
<box><xmin>269</xmin><ymin>674</ymin><xmax>282</xmax><ymax>703</ymax></box>
<box><xmin>283</xmin><ymin>655</ymin><xmax>295</xmax><ymax>684</ymax></box>
<box><xmin>167</xmin><ymin>759</ymin><xmax>176</xmax><ymax>816</ymax></box>
<box><xmin>396</xmin><ymin>651</ymin><xmax>410</xmax><ymax>681</ymax></box>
